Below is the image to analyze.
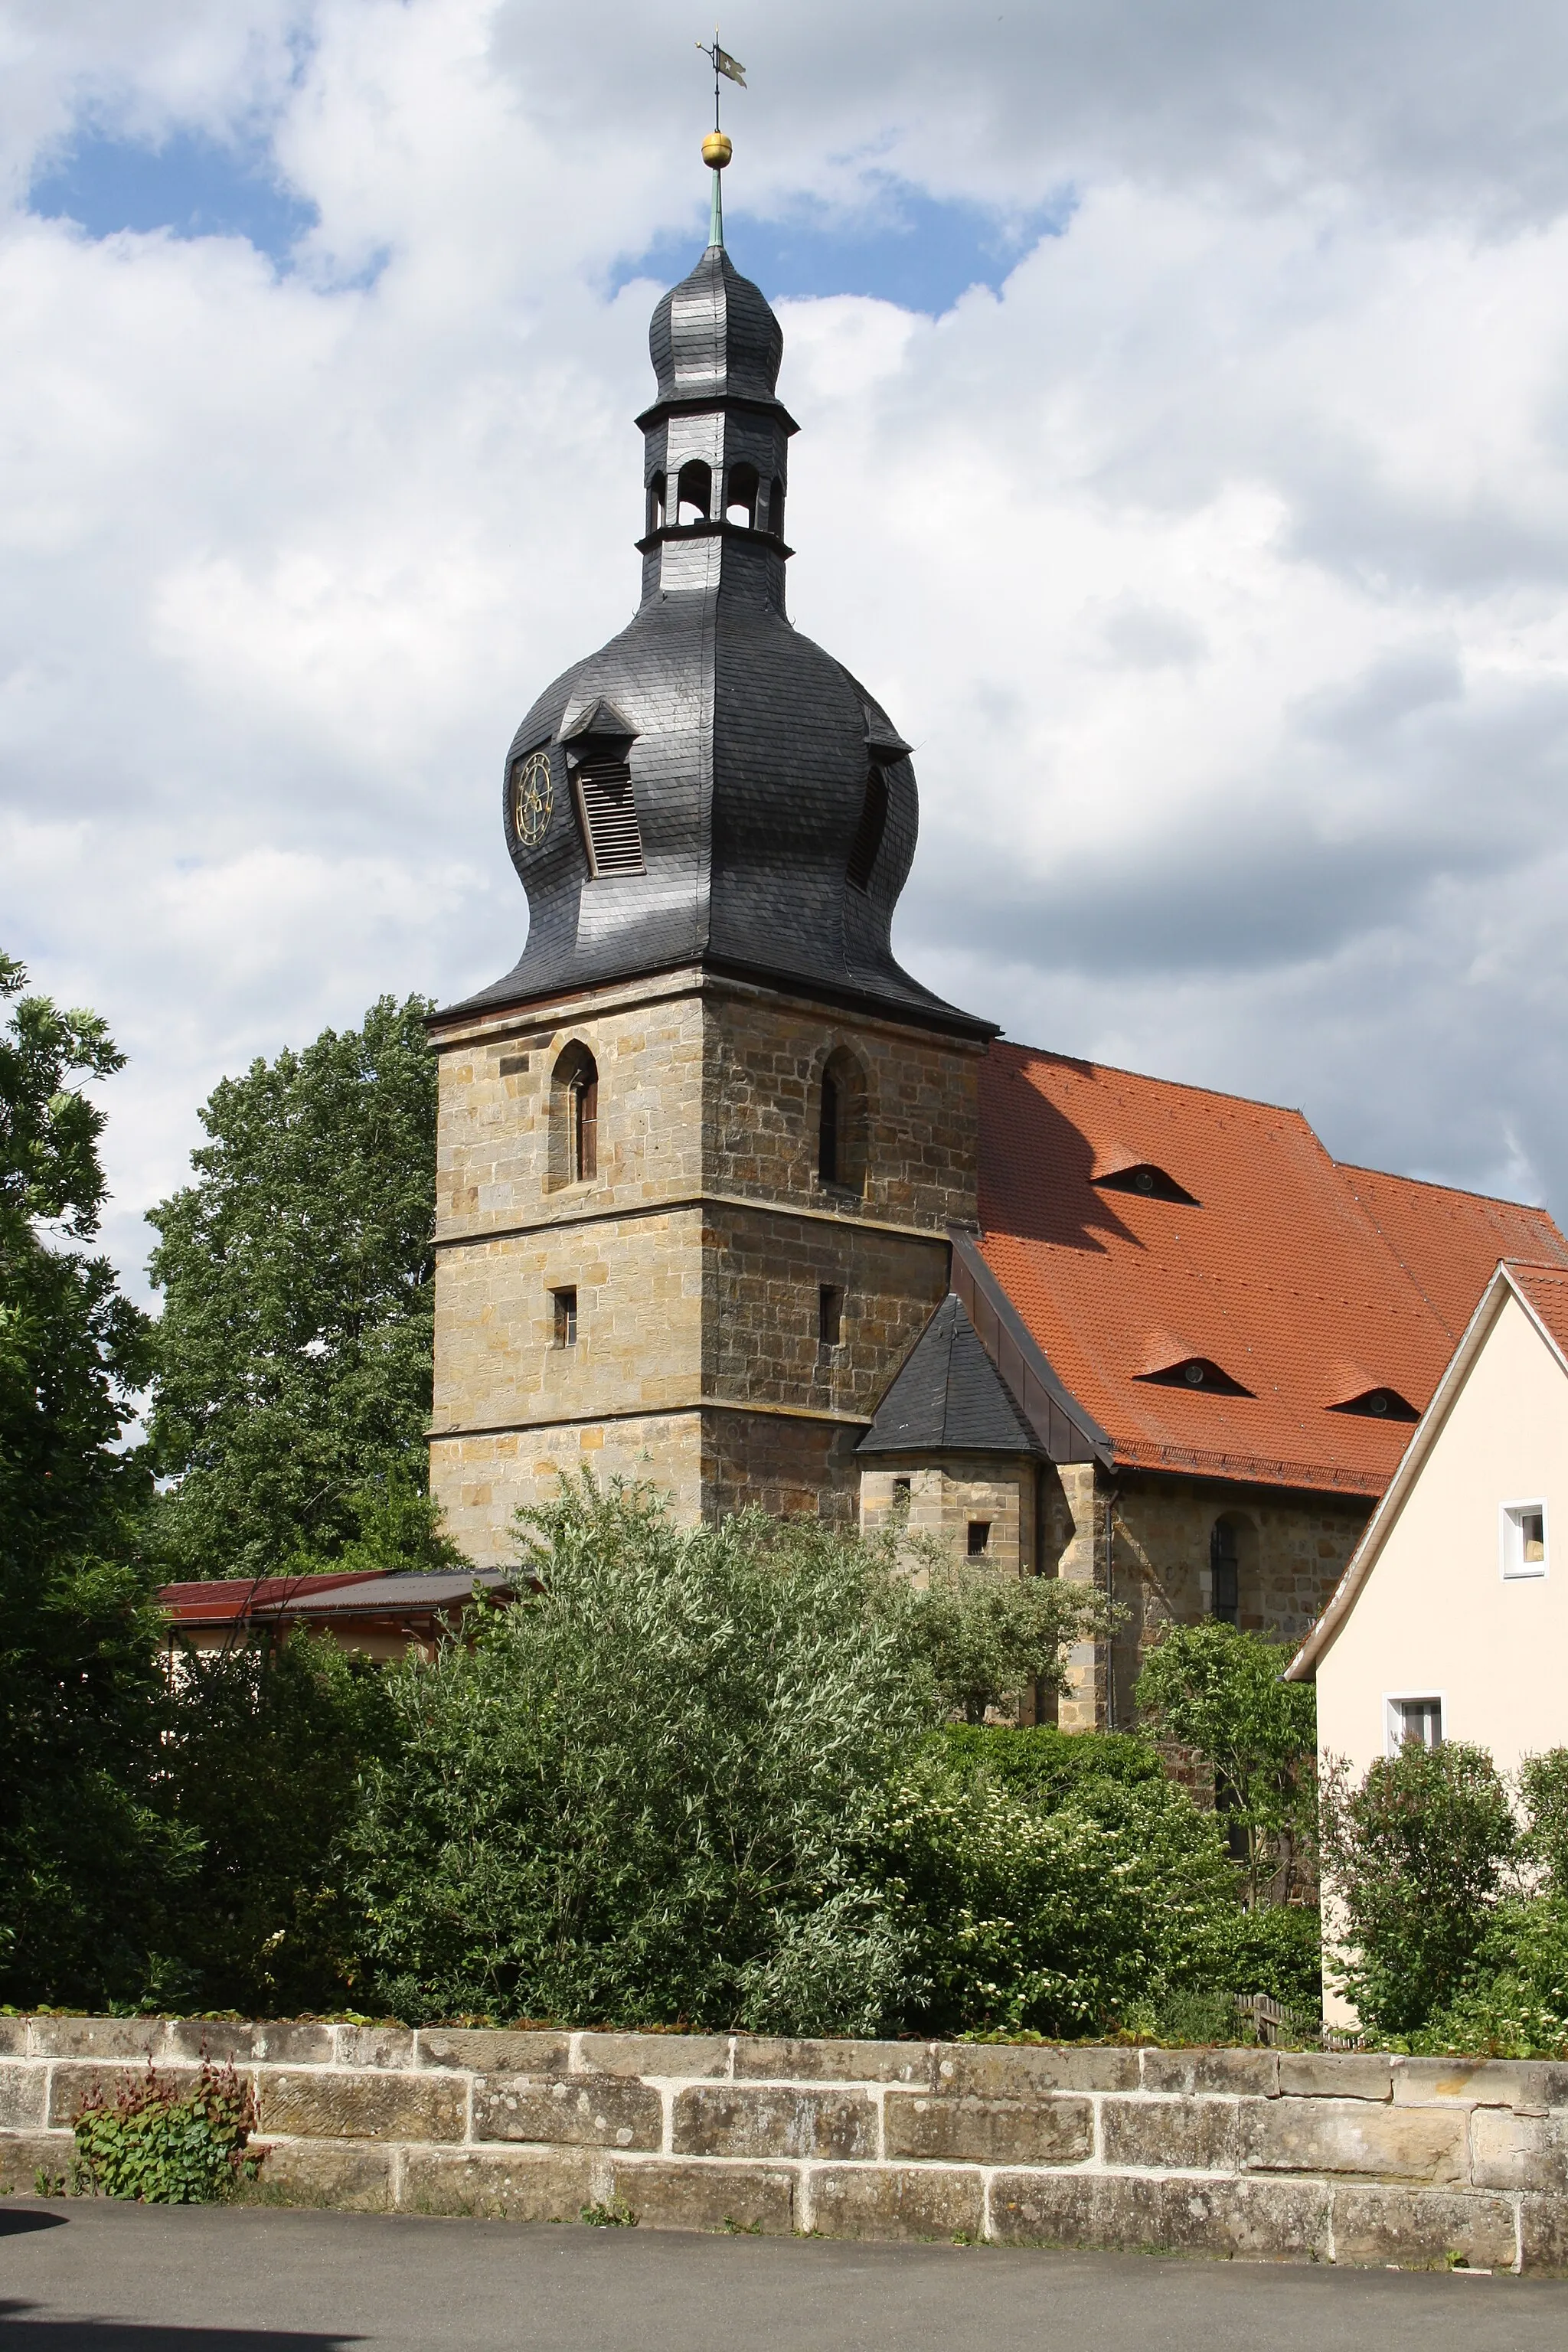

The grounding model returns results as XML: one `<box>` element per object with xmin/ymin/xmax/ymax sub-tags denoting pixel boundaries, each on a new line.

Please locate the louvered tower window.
<box><xmin>575</xmin><ymin>763</ymin><xmax>645</xmax><ymax>878</ymax></box>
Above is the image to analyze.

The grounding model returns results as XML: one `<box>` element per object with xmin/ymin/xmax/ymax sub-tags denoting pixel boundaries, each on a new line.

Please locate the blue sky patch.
<box><xmin>612</xmin><ymin>178</ymin><xmax>1072</xmax><ymax>315</ymax></box>
<box><xmin>29</xmin><ymin>129</ymin><xmax>315</xmax><ymax>260</ymax></box>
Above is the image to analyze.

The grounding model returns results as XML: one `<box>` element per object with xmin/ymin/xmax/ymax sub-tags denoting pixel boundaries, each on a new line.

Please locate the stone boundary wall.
<box><xmin>2</xmin><ymin>2019</ymin><xmax>1566</xmax><ymax>2272</ymax></box>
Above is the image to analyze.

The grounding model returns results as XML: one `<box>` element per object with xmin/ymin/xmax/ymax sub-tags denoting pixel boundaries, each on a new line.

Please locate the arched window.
<box><xmin>646</xmin><ymin>471</ymin><xmax>666</xmax><ymax>535</ymax></box>
<box><xmin>550</xmin><ymin>1044</ymin><xmax>599</xmax><ymax>1187</ymax></box>
<box><xmin>675</xmin><ymin>460</ymin><xmax>711</xmax><ymax>527</ymax></box>
<box><xmin>724</xmin><ymin>462</ymin><xmax>760</xmax><ymax>528</ymax></box>
<box><xmin>816</xmin><ymin>1047</ymin><xmax>867</xmax><ymax>1195</ymax></box>
<box><xmin>768</xmin><ymin>475</ymin><xmax>785</xmax><ymax>539</ymax></box>
<box><xmin>846</xmin><ymin>768</ymin><xmax>889</xmax><ymax>893</ymax></box>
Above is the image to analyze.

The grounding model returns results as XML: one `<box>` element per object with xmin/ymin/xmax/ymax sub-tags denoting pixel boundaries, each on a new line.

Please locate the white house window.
<box><xmin>1387</xmin><ymin>1695</ymin><xmax>1442</xmax><ymax>1754</ymax></box>
<box><xmin>1501</xmin><ymin>1501</ymin><xmax>1548</xmax><ymax>1579</ymax></box>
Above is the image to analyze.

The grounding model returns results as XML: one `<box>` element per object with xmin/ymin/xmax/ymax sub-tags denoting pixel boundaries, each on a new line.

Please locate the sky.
<box><xmin>5</xmin><ymin>1</ymin><xmax>1568</xmax><ymax>1295</ymax></box>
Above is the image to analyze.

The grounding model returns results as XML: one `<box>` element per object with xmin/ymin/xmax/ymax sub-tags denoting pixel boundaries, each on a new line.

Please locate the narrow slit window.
<box><xmin>818</xmin><ymin>1285</ymin><xmax>844</xmax><ymax>1348</ymax></box>
<box><xmin>1210</xmin><ymin>1518</ymin><xmax>1240</xmax><ymax>1625</ymax></box>
<box><xmin>967</xmin><ymin>1520</ymin><xmax>991</xmax><ymax>1558</ymax></box>
<box><xmin>769</xmin><ymin>476</ymin><xmax>785</xmax><ymax>538</ymax></box>
<box><xmin>892</xmin><ymin>1476</ymin><xmax>912</xmax><ymax>1508</ymax></box>
<box><xmin>551</xmin><ymin>1286</ymin><xmax>578</xmax><ymax>1348</ymax></box>
<box><xmin>576</xmin><ymin>763</ymin><xmax>645</xmax><ymax>878</ymax></box>
<box><xmin>846</xmin><ymin>769</ymin><xmax>889</xmax><ymax>893</ymax></box>
<box><xmin>646</xmin><ymin>471</ymin><xmax>666</xmax><ymax>535</ymax></box>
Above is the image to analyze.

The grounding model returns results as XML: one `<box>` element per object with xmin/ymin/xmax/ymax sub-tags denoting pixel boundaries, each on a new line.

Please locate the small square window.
<box><xmin>1502</xmin><ymin>1501</ymin><xmax>1548</xmax><ymax>1579</ymax></box>
<box><xmin>818</xmin><ymin>1285</ymin><xmax>844</xmax><ymax>1348</ymax></box>
<box><xmin>551</xmin><ymin>1285</ymin><xmax>578</xmax><ymax>1348</ymax></box>
<box><xmin>892</xmin><ymin>1476</ymin><xmax>912</xmax><ymax>1504</ymax></box>
<box><xmin>967</xmin><ymin>1520</ymin><xmax>991</xmax><ymax>1558</ymax></box>
<box><xmin>1387</xmin><ymin>1696</ymin><xmax>1442</xmax><ymax>1754</ymax></box>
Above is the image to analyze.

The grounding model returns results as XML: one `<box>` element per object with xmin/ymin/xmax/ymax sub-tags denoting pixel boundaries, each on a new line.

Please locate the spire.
<box><xmin>696</xmin><ymin>30</ymin><xmax>743</xmax><ymax>251</ymax></box>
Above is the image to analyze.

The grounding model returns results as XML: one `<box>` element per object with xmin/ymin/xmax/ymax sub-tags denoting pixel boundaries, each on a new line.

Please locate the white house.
<box><xmin>1288</xmin><ymin>1259</ymin><xmax>1568</xmax><ymax>1777</ymax></box>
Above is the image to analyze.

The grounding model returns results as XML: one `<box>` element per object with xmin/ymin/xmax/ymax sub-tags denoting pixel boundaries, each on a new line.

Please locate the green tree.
<box><xmin>1320</xmin><ymin>1740</ymin><xmax>1517</xmax><ymax>2036</ymax></box>
<box><xmin>1135</xmin><ymin>1622</ymin><xmax>1317</xmax><ymax>1905</ymax></box>
<box><xmin>349</xmin><ymin>1476</ymin><xmax>933</xmax><ymax>2029</ymax></box>
<box><xmin>0</xmin><ymin>953</ymin><xmax>188</xmax><ymax>2005</ymax></box>
<box><xmin>147</xmin><ymin>995</ymin><xmax>439</xmax><ymax>1579</ymax></box>
<box><xmin>910</xmin><ymin>1558</ymin><xmax>1113</xmax><ymax>1724</ymax></box>
<box><xmin>159</xmin><ymin>1628</ymin><xmax>395</xmax><ymax>2014</ymax></box>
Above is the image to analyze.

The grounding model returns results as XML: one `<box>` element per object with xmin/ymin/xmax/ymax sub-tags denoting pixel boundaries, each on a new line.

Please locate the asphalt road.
<box><xmin>3</xmin><ymin>2198</ymin><xmax>1566</xmax><ymax>2351</ymax></box>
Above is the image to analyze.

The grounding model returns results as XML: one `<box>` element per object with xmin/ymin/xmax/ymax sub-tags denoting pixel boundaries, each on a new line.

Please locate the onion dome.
<box><xmin>648</xmin><ymin>246</ymin><xmax>786</xmax><ymax>412</ymax></box>
<box><xmin>453</xmin><ymin>217</ymin><xmax>990</xmax><ymax>1040</ymax></box>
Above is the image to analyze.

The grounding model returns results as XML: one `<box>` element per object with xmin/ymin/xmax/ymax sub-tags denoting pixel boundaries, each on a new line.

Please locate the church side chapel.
<box><xmin>426</xmin><ymin>130</ymin><xmax>1568</xmax><ymax>1729</ymax></box>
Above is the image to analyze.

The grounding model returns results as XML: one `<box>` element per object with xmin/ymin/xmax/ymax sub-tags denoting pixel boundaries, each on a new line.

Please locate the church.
<box><xmin>424</xmin><ymin>158</ymin><xmax>1568</xmax><ymax>1730</ymax></box>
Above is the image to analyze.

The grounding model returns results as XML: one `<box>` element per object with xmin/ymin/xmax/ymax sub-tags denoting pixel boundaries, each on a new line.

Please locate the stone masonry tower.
<box><xmin>427</xmin><ymin>178</ymin><xmax>996</xmax><ymax>1563</ymax></box>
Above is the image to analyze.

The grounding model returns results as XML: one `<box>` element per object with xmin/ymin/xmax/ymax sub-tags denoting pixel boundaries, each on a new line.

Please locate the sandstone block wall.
<box><xmin>4</xmin><ymin>2022</ymin><xmax>1566</xmax><ymax>2270</ymax></box>
<box><xmin>429</xmin><ymin>966</ymin><xmax>982</xmax><ymax>1546</ymax></box>
<box><xmin>1039</xmin><ymin>1465</ymin><xmax>1371</xmax><ymax>1731</ymax></box>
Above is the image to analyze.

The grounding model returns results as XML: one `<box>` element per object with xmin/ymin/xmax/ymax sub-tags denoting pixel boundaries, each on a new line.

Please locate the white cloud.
<box><xmin>3</xmin><ymin>0</ymin><xmax>1568</xmax><ymax>1305</ymax></box>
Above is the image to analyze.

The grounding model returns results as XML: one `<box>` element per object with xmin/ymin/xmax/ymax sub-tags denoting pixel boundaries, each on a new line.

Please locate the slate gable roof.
<box><xmin>859</xmin><ymin>1295</ymin><xmax>1040</xmax><ymax>1458</ymax></box>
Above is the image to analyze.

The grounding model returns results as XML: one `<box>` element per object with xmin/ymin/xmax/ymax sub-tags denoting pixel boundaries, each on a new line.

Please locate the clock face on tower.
<box><xmin>511</xmin><ymin>748</ymin><xmax>554</xmax><ymax>848</ymax></box>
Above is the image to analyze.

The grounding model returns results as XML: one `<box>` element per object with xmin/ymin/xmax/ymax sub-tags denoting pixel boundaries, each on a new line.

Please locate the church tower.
<box><xmin>426</xmin><ymin>152</ymin><xmax>995</xmax><ymax>1561</ymax></box>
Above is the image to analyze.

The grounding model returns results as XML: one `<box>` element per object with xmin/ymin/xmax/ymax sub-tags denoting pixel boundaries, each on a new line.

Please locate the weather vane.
<box><xmin>694</xmin><ymin>28</ymin><xmax>745</xmax><ymax>248</ymax></box>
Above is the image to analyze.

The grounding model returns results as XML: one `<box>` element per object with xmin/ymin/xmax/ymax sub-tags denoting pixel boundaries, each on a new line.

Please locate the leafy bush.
<box><xmin>1402</xmin><ymin>1895</ymin><xmax>1568</xmax><ymax>2058</ymax></box>
<box><xmin>929</xmin><ymin>1723</ymin><xmax>1164</xmax><ymax>1800</ymax></box>
<box><xmin>1321</xmin><ymin>1740</ymin><xmax>1517</xmax><ymax>2036</ymax></box>
<box><xmin>348</xmin><ymin>1478</ymin><xmax>933</xmax><ymax>2029</ymax></box>
<box><xmin>877</xmin><ymin>1752</ymin><xmax>1236</xmax><ymax>2039</ymax></box>
<box><xmin>1214</xmin><ymin>1898</ymin><xmax>1322</xmax><ymax>2014</ymax></box>
<box><xmin>158</xmin><ymin>1628</ymin><xmax>395</xmax><ymax>2014</ymax></box>
<box><xmin>72</xmin><ymin>2061</ymin><xmax>261</xmax><ymax>2203</ymax></box>
<box><xmin>1135</xmin><ymin>1622</ymin><xmax>1317</xmax><ymax>1905</ymax></box>
<box><xmin>1520</xmin><ymin>1749</ymin><xmax>1568</xmax><ymax>1896</ymax></box>
<box><xmin>909</xmin><ymin>1560</ymin><xmax>1112</xmax><ymax>1723</ymax></box>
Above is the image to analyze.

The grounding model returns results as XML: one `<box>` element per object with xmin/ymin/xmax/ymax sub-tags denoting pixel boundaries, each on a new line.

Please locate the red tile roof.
<box><xmin>977</xmin><ymin>1044</ymin><xmax>1568</xmax><ymax>1497</ymax></box>
<box><xmin>1508</xmin><ymin>1260</ymin><xmax>1568</xmax><ymax>1363</ymax></box>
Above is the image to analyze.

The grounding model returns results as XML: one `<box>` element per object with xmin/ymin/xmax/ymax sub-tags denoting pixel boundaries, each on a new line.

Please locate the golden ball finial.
<box><xmin>702</xmin><ymin>130</ymin><xmax>733</xmax><ymax>169</ymax></box>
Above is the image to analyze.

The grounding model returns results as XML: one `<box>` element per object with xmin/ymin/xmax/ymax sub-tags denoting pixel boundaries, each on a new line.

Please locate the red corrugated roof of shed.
<box><xmin>976</xmin><ymin>1043</ymin><xmax>1568</xmax><ymax>1495</ymax></box>
<box><xmin>159</xmin><ymin>1573</ymin><xmax>383</xmax><ymax>1622</ymax></box>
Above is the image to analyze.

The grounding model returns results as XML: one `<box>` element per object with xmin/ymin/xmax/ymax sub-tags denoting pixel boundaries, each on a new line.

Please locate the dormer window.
<box><xmin>1093</xmin><ymin>1162</ymin><xmax>1198</xmax><ymax>1204</ymax></box>
<box><xmin>1135</xmin><ymin>1355</ymin><xmax>1253</xmax><ymax>1397</ymax></box>
<box><xmin>1329</xmin><ymin>1386</ymin><xmax>1419</xmax><ymax>1423</ymax></box>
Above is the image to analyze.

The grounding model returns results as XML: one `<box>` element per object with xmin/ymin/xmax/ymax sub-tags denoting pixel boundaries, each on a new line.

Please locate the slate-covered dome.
<box><xmin>648</xmin><ymin>245</ymin><xmax>785</xmax><ymax>410</ymax></box>
<box><xmin>455</xmin><ymin>231</ymin><xmax>987</xmax><ymax>1037</ymax></box>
